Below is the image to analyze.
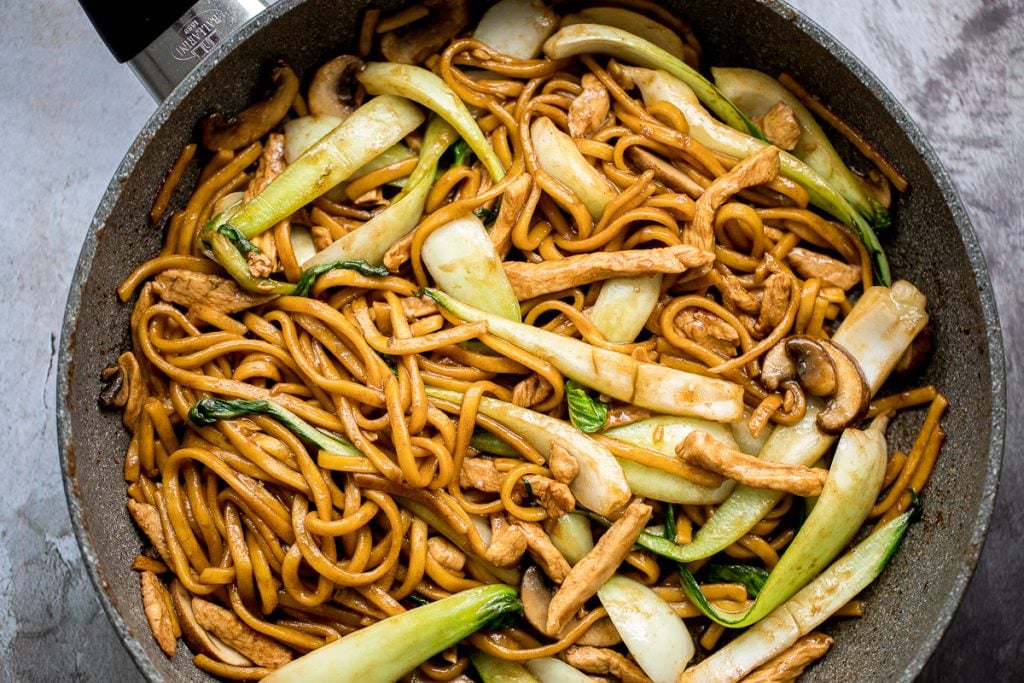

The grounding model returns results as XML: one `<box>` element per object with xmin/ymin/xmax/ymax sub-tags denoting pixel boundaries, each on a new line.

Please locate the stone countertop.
<box><xmin>1</xmin><ymin>0</ymin><xmax>1019</xmax><ymax>680</ymax></box>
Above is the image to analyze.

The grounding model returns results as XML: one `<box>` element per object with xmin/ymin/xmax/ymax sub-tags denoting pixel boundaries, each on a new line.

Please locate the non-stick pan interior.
<box><xmin>58</xmin><ymin>0</ymin><xmax>1003</xmax><ymax>680</ymax></box>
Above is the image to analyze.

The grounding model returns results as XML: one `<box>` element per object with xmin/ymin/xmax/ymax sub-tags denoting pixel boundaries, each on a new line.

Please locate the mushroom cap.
<box><xmin>816</xmin><ymin>340</ymin><xmax>870</xmax><ymax>434</ymax></box>
<box><xmin>201</xmin><ymin>62</ymin><xmax>299</xmax><ymax>151</ymax></box>
<box><xmin>308</xmin><ymin>56</ymin><xmax>363</xmax><ymax>119</ymax></box>
<box><xmin>786</xmin><ymin>335</ymin><xmax>838</xmax><ymax>397</ymax></box>
<box><xmin>761</xmin><ymin>339</ymin><xmax>797</xmax><ymax>391</ymax></box>
<box><xmin>379</xmin><ymin>0</ymin><xmax>469</xmax><ymax>65</ymax></box>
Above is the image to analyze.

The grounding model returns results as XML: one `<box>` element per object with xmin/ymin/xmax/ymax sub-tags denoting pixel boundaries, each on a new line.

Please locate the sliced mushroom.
<box><xmin>785</xmin><ymin>336</ymin><xmax>837</xmax><ymax>397</ymax></box>
<box><xmin>308</xmin><ymin>56</ymin><xmax>364</xmax><ymax>119</ymax></box>
<box><xmin>894</xmin><ymin>325</ymin><xmax>933</xmax><ymax>376</ymax></box>
<box><xmin>760</xmin><ymin>341</ymin><xmax>796</xmax><ymax>391</ymax></box>
<box><xmin>170</xmin><ymin>580</ymin><xmax>252</xmax><ymax>667</ymax></box>
<box><xmin>520</xmin><ymin>565</ymin><xmax>621</xmax><ymax>646</ymax></box>
<box><xmin>379</xmin><ymin>0</ymin><xmax>469</xmax><ymax>65</ymax></box>
<box><xmin>816</xmin><ymin>340</ymin><xmax>870</xmax><ymax>434</ymax></box>
<box><xmin>202</xmin><ymin>62</ymin><xmax>300</xmax><ymax>151</ymax></box>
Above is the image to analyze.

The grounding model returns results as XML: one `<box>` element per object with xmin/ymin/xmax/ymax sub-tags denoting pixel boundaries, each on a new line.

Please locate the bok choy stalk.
<box><xmin>188</xmin><ymin>398</ymin><xmax>361</xmax><ymax>456</ymax></box>
<box><xmin>262</xmin><ymin>584</ymin><xmax>522</xmax><ymax>683</ymax></box>
<box><xmin>422</xmin><ymin>214</ymin><xmax>522</xmax><ymax>321</ymax></box>
<box><xmin>530</xmin><ymin>116</ymin><xmax>660</xmax><ymax>343</ymax></box>
<box><xmin>673</xmin><ymin>418</ymin><xmax>888</xmax><ymax>626</ymax></box>
<box><xmin>471</xmin><ymin>651</ymin><xmax>541</xmax><ymax>682</ymax></box>
<box><xmin>425</xmin><ymin>289</ymin><xmax>744</xmax><ymax>422</ymax></box>
<box><xmin>524</xmin><ymin>657</ymin><xmax>592</xmax><ymax>683</ymax></box>
<box><xmin>282</xmin><ymin>114</ymin><xmax>415</xmax><ymax>184</ymax></box>
<box><xmin>425</xmin><ymin>386</ymin><xmax>631</xmax><ymax>516</ymax></box>
<box><xmin>713</xmin><ymin>67</ymin><xmax>890</xmax><ymax>230</ymax></box>
<box><xmin>604</xmin><ymin>416</ymin><xmax>739</xmax><ymax>505</ymax></box>
<box><xmin>678</xmin><ymin>512</ymin><xmax>912</xmax><ymax>683</ymax></box>
<box><xmin>621</xmin><ymin>66</ymin><xmax>891</xmax><ymax>285</ymax></box>
<box><xmin>474</xmin><ymin>0</ymin><xmax>559</xmax><ymax>59</ymax></box>
<box><xmin>598</xmin><ymin>575</ymin><xmax>695</xmax><ymax>682</ymax></box>
<box><xmin>214</xmin><ymin>96</ymin><xmax>424</xmax><ymax>240</ymax></box>
<box><xmin>560</xmin><ymin>7</ymin><xmax>690</xmax><ymax>64</ymax></box>
<box><xmin>304</xmin><ymin>116</ymin><xmax>460</xmax><ymax>268</ymax></box>
<box><xmin>544</xmin><ymin>24</ymin><xmax>760</xmax><ymax>137</ymax></box>
<box><xmin>358</xmin><ymin>62</ymin><xmax>506</xmax><ymax>180</ymax></box>
<box><xmin>631</xmin><ymin>281</ymin><xmax>927</xmax><ymax>562</ymax></box>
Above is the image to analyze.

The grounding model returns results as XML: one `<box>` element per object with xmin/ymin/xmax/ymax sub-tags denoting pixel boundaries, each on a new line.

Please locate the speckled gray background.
<box><xmin>1</xmin><ymin>0</ymin><xmax>1020</xmax><ymax>681</ymax></box>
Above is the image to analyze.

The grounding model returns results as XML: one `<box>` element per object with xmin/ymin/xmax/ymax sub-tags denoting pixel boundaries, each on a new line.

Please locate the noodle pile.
<box><xmin>105</xmin><ymin>3</ymin><xmax>945</xmax><ymax>681</ymax></box>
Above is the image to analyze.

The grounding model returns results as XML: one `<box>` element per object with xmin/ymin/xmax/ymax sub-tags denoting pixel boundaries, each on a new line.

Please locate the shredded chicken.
<box><xmin>127</xmin><ymin>500</ymin><xmax>172</xmax><ymax>565</ymax></box>
<box><xmin>568</xmin><ymin>73</ymin><xmax>610</xmax><ymax>138</ymax></box>
<box><xmin>545</xmin><ymin>500</ymin><xmax>653</xmax><ymax>634</ymax></box>
<box><xmin>755</xmin><ymin>272</ymin><xmax>793</xmax><ymax>335</ymax></box>
<box><xmin>715</xmin><ymin>264</ymin><xmax>762</xmax><ymax>315</ymax></box>
<box><xmin>504</xmin><ymin>245</ymin><xmax>713</xmax><ymax>300</ymax></box>
<box><xmin>484</xmin><ymin>514</ymin><xmax>528</xmax><ymax>567</ymax></box>
<box><xmin>152</xmin><ymin>269</ymin><xmax>275</xmax><ymax>314</ymax></box>
<box><xmin>192</xmin><ymin>598</ymin><xmax>293</xmax><ymax>668</ymax></box>
<box><xmin>677</xmin><ymin>430</ymin><xmax>828</xmax><ymax>497</ymax></box>
<box><xmin>141</xmin><ymin>571</ymin><xmax>177</xmax><ymax>657</ymax></box>
<box><xmin>491</xmin><ymin>173</ymin><xmax>533</xmax><ymax>257</ymax></box>
<box><xmin>740</xmin><ymin>632</ymin><xmax>834</xmax><ymax>682</ymax></box>
<box><xmin>548</xmin><ymin>441</ymin><xmax>580</xmax><ymax>484</ymax></box>
<box><xmin>602</xmin><ymin>405</ymin><xmax>653</xmax><ymax>430</ymax></box>
<box><xmin>426</xmin><ymin>536</ymin><xmax>466</xmax><ymax>572</ymax></box>
<box><xmin>245</xmin><ymin>133</ymin><xmax>287</xmax><ymax>201</ymax></box>
<box><xmin>511</xmin><ymin>374</ymin><xmax>554</xmax><ymax>409</ymax></box>
<box><xmin>310</xmin><ymin>225</ymin><xmax>335</xmax><ymax>251</ymax></box>
<box><xmin>383</xmin><ymin>230</ymin><xmax>415</xmax><ymax>271</ymax></box>
<box><xmin>687</xmin><ymin>145</ymin><xmax>781</xmax><ymax>252</ymax></box>
<box><xmin>564</xmin><ymin>646</ymin><xmax>652</xmax><ymax>683</ymax></box>
<box><xmin>372</xmin><ymin>296</ymin><xmax>439</xmax><ymax>322</ymax></box>
<box><xmin>628</xmin><ymin>147</ymin><xmax>704</xmax><ymax>199</ymax></box>
<box><xmin>459</xmin><ymin>457</ymin><xmax>504</xmax><ymax>493</ymax></box>
<box><xmin>523</xmin><ymin>475</ymin><xmax>575</xmax><ymax>519</ymax></box>
<box><xmin>675</xmin><ymin>308</ymin><xmax>741</xmax><ymax>357</ymax></box>
<box><xmin>754</xmin><ymin>102</ymin><xmax>802</xmax><ymax>151</ymax></box>
<box><xmin>786</xmin><ymin>247</ymin><xmax>862</xmax><ymax>290</ymax></box>
<box><xmin>518</xmin><ymin>522</ymin><xmax>572</xmax><ymax>583</ymax></box>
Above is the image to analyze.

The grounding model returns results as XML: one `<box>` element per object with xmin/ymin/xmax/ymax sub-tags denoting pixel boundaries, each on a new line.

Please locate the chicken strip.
<box><xmin>504</xmin><ymin>245</ymin><xmax>713</xmax><ymax>300</ymax></box>
<box><xmin>152</xmin><ymin>269</ymin><xmax>275</xmax><ymax>314</ymax></box>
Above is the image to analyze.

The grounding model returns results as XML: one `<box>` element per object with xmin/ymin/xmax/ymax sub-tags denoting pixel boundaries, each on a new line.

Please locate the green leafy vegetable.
<box><xmin>216</xmin><ymin>224</ymin><xmax>261</xmax><ymax>255</ymax></box>
<box><xmin>470</xmin><ymin>430</ymin><xmax>520</xmax><ymax>457</ymax></box>
<box><xmin>188</xmin><ymin>398</ymin><xmax>361</xmax><ymax>457</ymax></box>
<box><xmin>705</xmin><ymin>564</ymin><xmax>770</xmax><ymax>599</ymax></box>
<box><xmin>474</xmin><ymin>206</ymin><xmax>498</xmax><ymax>226</ymax></box>
<box><xmin>451</xmin><ymin>139</ymin><xmax>474</xmax><ymax>167</ymax></box>
<box><xmin>291</xmin><ymin>259</ymin><xmax>388</xmax><ymax>297</ymax></box>
<box><xmin>565</xmin><ymin>380</ymin><xmax>608</xmax><ymax>433</ymax></box>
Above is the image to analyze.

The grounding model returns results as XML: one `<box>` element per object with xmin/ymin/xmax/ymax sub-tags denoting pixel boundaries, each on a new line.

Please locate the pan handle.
<box><xmin>79</xmin><ymin>0</ymin><xmax>267</xmax><ymax>101</ymax></box>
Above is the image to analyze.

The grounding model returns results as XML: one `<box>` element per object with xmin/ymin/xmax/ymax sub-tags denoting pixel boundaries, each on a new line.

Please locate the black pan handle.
<box><xmin>79</xmin><ymin>0</ymin><xmax>267</xmax><ymax>101</ymax></box>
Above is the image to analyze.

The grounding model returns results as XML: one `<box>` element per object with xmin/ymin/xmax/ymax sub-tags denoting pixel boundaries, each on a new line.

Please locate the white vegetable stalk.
<box><xmin>560</xmin><ymin>7</ymin><xmax>689</xmax><ymax>63</ymax></box>
<box><xmin>678</xmin><ymin>513</ymin><xmax>912</xmax><ymax>683</ymax></box>
<box><xmin>471</xmin><ymin>650</ymin><xmax>541</xmax><ymax>682</ymax></box>
<box><xmin>422</xmin><ymin>214</ymin><xmax>522</xmax><ymax>321</ymax></box>
<box><xmin>359</xmin><ymin>62</ymin><xmax>506</xmax><ymax>180</ymax></box>
<box><xmin>524</xmin><ymin>657</ymin><xmax>592</xmax><ymax>683</ymax></box>
<box><xmin>474</xmin><ymin>0</ymin><xmax>559</xmax><ymax>59</ymax></box>
<box><xmin>425</xmin><ymin>386</ymin><xmax>632</xmax><ymax>517</ymax></box>
<box><xmin>530</xmin><ymin>116</ymin><xmax>659</xmax><ymax>343</ymax></box>
<box><xmin>225</xmin><ymin>95</ymin><xmax>424</xmax><ymax>239</ymax></box>
<box><xmin>303</xmin><ymin>117</ymin><xmax>458</xmax><ymax>268</ymax></box>
<box><xmin>427</xmin><ymin>289</ymin><xmax>745</xmax><ymax>422</ymax></box>
<box><xmin>548</xmin><ymin>512</ymin><xmax>594</xmax><ymax>565</ymax></box>
<box><xmin>605</xmin><ymin>416</ymin><xmax>739</xmax><ymax>504</ymax></box>
<box><xmin>598</xmin><ymin>575</ymin><xmax>695</xmax><ymax>682</ymax></box>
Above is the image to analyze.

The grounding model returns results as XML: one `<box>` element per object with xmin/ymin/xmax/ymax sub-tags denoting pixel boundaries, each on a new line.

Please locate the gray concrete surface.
<box><xmin>0</xmin><ymin>0</ymin><xmax>1020</xmax><ymax>680</ymax></box>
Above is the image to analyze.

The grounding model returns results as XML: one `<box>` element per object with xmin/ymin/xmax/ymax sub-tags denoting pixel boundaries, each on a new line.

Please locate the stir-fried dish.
<box><xmin>103</xmin><ymin>1</ymin><xmax>945</xmax><ymax>681</ymax></box>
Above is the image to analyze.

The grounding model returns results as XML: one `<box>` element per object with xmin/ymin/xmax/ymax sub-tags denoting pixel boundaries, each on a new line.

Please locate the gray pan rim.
<box><xmin>57</xmin><ymin>0</ymin><xmax>1005</xmax><ymax>680</ymax></box>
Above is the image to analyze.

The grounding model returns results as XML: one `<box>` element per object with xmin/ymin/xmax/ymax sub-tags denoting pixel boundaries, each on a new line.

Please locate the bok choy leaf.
<box><xmin>565</xmin><ymin>379</ymin><xmax>608</xmax><ymax>433</ymax></box>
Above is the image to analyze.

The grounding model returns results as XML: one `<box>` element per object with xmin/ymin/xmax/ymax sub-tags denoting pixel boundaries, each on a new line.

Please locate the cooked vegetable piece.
<box><xmin>472</xmin><ymin>650</ymin><xmax>541</xmax><ymax>682</ymax></box>
<box><xmin>474</xmin><ymin>0</ymin><xmax>560</xmax><ymax>59</ymax></box>
<box><xmin>565</xmin><ymin>379</ymin><xmax>608</xmax><ymax>433</ymax></box>
<box><xmin>426</xmin><ymin>289</ymin><xmax>744</xmax><ymax>422</ymax></box>
<box><xmin>678</xmin><ymin>513</ymin><xmax>912</xmax><ymax>682</ymax></box>
<box><xmin>216</xmin><ymin>95</ymin><xmax>424</xmax><ymax>239</ymax></box>
<box><xmin>544</xmin><ymin>24</ymin><xmax>760</xmax><ymax>136</ymax></box>
<box><xmin>597</xmin><ymin>575</ymin><xmax>695</xmax><ymax>682</ymax></box>
<box><xmin>262</xmin><ymin>584</ymin><xmax>522</xmax><ymax>683</ymax></box>
<box><xmin>359</xmin><ymin>62</ymin><xmax>506</xmax><ymax>180</ymax></box>
<box><xmin>304</xmin><ymin>116</ymin><xmax>459</xmax><ymax>268</ymax></box>
<box><xmin>524</xmin><ymin>657</ymin><xmax>592</xmax><ymax>683</ymax></box>
<box><xmin>188</xmin><ymin>398</ymin><xmax>362</xmax><ymax>457</ymax></box>
<box><xmin>713</xmin><ymin>66</ymin><xmax>890</xmax><ymax>229</ymax></box>
<box><xmin>561</xmin><ymin>7</ymin><xmax>689</xmax><ymax>63</ymax></box>
<box><xmin>675</xmin><ymin>418</ymin><xmax>887</xmax><ymax>626</ymax></box>
<box><xmin>423</xmin><ymin>214</ymin><xmax>522</xmax><ymax>320</ymax></box>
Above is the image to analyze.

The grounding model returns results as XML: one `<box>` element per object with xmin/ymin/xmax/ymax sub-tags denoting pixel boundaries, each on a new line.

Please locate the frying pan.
<box><xmin>57</xmin><ymin>0</ymin><xmax>1005</xmax><ymax>680</ymax></box>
